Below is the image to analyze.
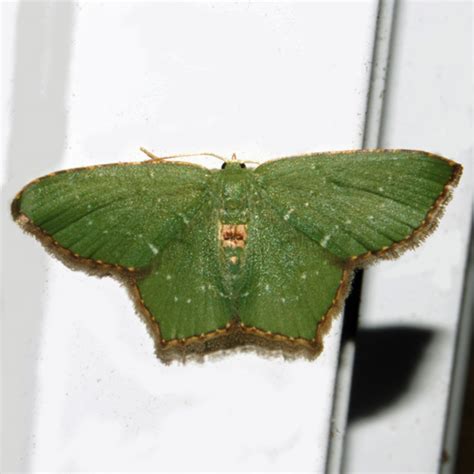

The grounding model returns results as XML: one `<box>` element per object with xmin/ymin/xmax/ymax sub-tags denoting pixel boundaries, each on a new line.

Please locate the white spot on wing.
<box><xmin>283</xmin><ymin>208</ymin><xmax>295</xmax><ymax>221</ymax></box>
<box><xmin>148</xmin><ymin>243</ymin><xmax>159</xmax><ymax>255</ymax></box>
<box><xmin>179</xmin><ymin>213</ymin><xmax>190</xmax><ymax>224</ymax></box>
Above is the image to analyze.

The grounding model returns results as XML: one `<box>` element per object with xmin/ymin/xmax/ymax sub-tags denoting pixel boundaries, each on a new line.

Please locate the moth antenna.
<box><xmin>243</xmin><ymin>160</ymin><xmax>260</xmax><ymax>165</ymax></box>
<box><xmin>230</xmin><ymin>153</ymin><xmax>259</xmax><ymax>166</ymax></box>
<box><xmin>140</xmin><ymin>147</ymin><xmax>227</xmax><ymax>163</ymax></box>
<box><xmin>140</xmin><ymin>147</ymin><xmax>161</xmax><ymax>160</ymax></box>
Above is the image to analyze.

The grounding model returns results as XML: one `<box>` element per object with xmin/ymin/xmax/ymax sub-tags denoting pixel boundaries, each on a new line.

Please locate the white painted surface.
<box><xmin>3</xmin><ymin>2</ymin><xmax>378</xmax><ymax>472</ymax></box>
<box><xmin>343</xmin><ymin>1</ymin><xmax>472</xmax><ymax>472</ymax></box>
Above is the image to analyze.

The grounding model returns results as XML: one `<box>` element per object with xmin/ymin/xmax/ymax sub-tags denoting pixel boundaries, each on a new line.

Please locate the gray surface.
<box><xmin>2</xmin><ymin>3</ymin><xmax>75</xmax><ymax>471</ymax></box>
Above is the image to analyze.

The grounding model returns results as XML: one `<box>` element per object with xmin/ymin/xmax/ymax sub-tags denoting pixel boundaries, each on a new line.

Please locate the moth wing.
<box><xmin>135</xmin><ymin>202</ymin><xmax>234</xmax><ymax>342</ymax></box>
<box><xmin>238</xmin><ymin>198</ymin><xmax>345</xmax><ymax>341</ymax></box>
<box><xmin>254</xmin><ymin>150</ymin><xmax>461</xmax><ymax>262</ymax></box>
<box><xmin>13</xmin><ymin>161</ymin><xmax>210</xmax><ymax>270</ymax></box>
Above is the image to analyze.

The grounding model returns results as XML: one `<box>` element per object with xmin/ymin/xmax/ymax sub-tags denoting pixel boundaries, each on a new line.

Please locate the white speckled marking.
<box><xmin>148</xmin><ymin>243</ymin><xmax>159</xmax><ymax>255</ymax></box>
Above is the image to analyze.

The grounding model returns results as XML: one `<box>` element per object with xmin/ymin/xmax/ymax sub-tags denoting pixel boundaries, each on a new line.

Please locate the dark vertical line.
<box><xmin>442</xmin><ymin>218</ymin><xmax>474</xmax><ymax>473</ymax></box>
<box><xmin>360</xmin><ymin>3</ymin><xmax>397</xmax><ymax>148</ymax></box>
<box><xmin>340</xmin><ymin>270</ymin><xmax>364</xmax><ymax>345</ymax></box>
<box><xmin>1</xmin><ymin>2</ymin><xmax>75</xmax><ymax>471</ymax></box>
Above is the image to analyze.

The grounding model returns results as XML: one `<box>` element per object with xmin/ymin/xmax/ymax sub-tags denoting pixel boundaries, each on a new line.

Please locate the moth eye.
<box><xmin>240</xmin><ymin>163</ymin><xmax>246</xmax><ymax>169</ymax></box>
<box><xmin>221</xmin><ymin>162</ymin><xmax>227</xmax><ymax>170</ymax></box>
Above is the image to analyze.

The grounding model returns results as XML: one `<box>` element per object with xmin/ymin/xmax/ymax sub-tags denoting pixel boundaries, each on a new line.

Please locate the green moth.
<box><xmin>12</xmin><ymin>149</ymin><xmax>461</xmax><ymax>362</ymax></box>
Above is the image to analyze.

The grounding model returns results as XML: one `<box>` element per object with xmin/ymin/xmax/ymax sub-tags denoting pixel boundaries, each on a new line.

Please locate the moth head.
<box><xmin>221</xmin><ymin>153</ymin><xmax>247</xmax><ymax>170</ymax></box>
<box><xmin>221</xmin><ymin>162</ymin><xmax>247</xmax><ymax>170</ymax></box>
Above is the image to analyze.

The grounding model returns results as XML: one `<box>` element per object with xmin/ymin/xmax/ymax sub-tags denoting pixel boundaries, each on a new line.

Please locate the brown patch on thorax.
<box><xmin>219</xmin><ymin>223</ymin><xmax>247</xmax><ymax>248</ymax></box>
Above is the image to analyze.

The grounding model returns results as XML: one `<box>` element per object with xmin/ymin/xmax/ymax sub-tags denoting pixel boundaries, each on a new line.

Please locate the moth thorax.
<box><xmin>222</xmin><ymin>180</ymin><xmax>249</xmax><ymax>210</ymax></box>
<box><xmin>219</xmin><ymin>223</ymin><xmax>247</xmax><ymax>249</ymax></box>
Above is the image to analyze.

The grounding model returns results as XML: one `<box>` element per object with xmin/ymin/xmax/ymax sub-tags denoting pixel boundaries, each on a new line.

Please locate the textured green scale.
<box><xmin>12</xmin><ymin>149</ymin><xmax>462</xmax><ymax>361</ymax></box>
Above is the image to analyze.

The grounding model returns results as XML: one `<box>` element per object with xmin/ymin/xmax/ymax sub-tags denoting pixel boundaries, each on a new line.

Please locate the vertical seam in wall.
<box><xmin>440</xmin><ymin>218</ymin><xmax>474</xmax><ymax>473</ymax></box>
